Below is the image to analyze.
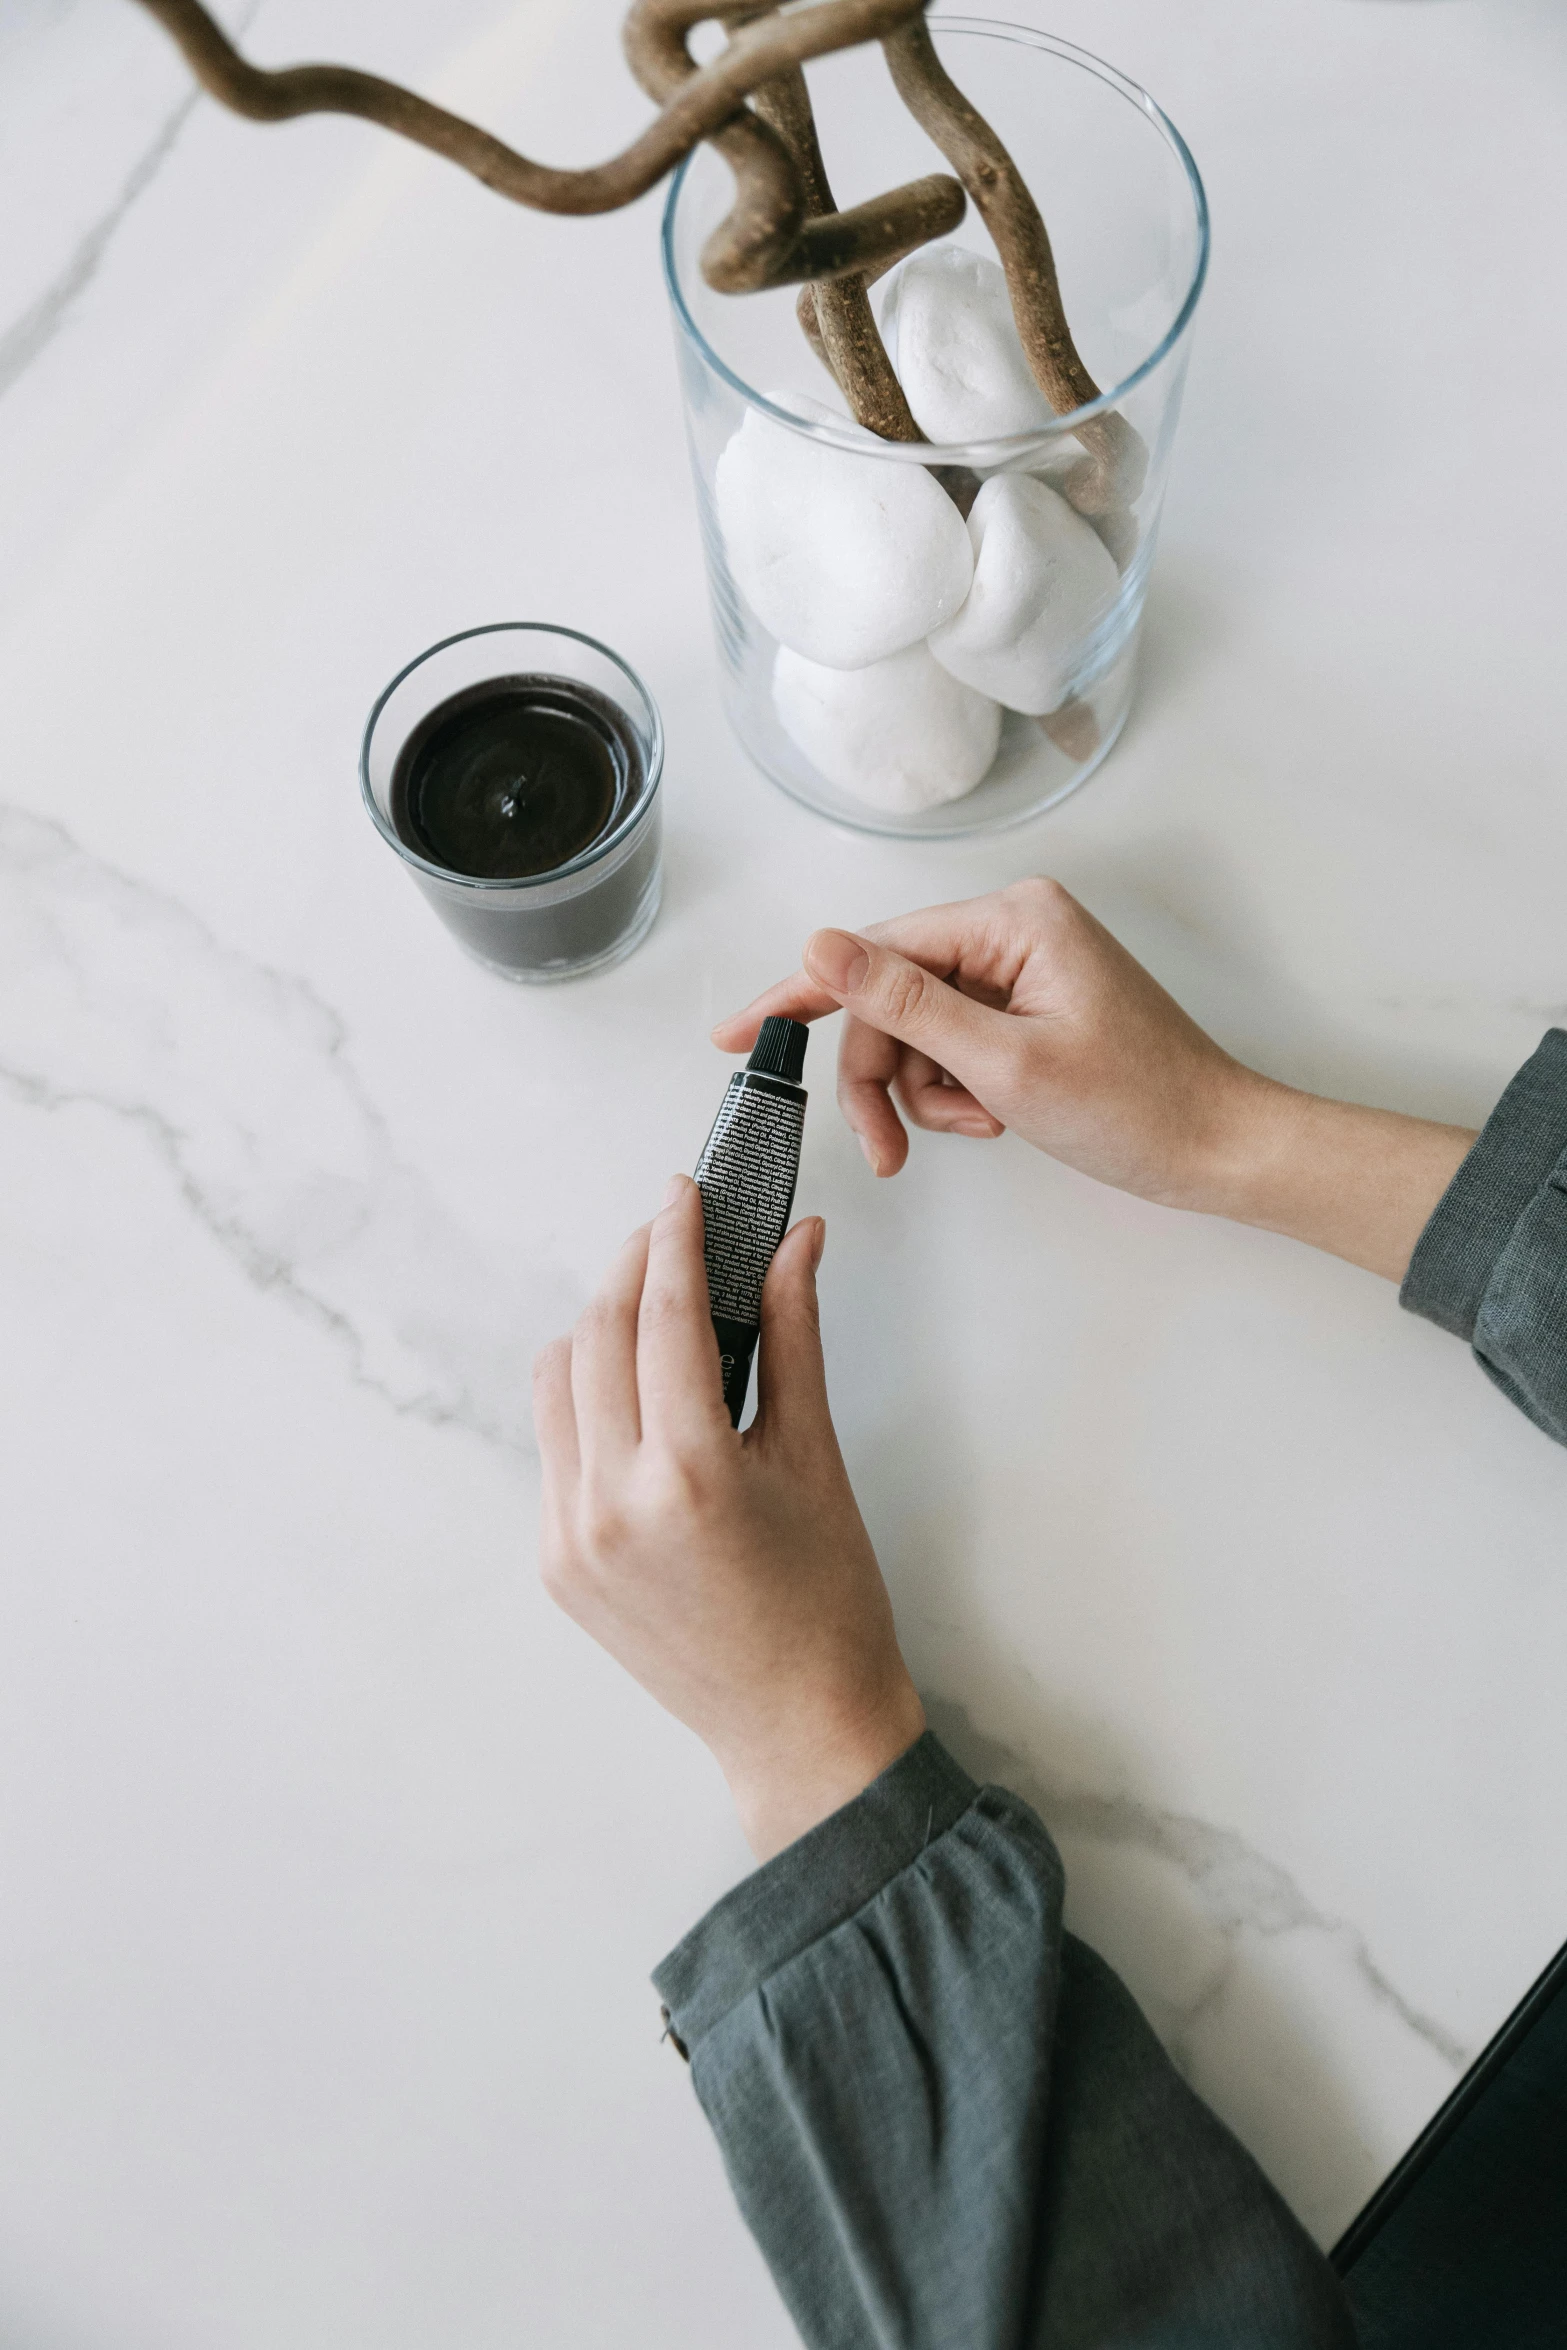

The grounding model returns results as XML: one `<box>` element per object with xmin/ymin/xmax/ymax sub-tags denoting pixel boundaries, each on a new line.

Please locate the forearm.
<box><xmin>1192</xmin><ymin>1033</ymin><xmax>1567</xmax><ymax>1443</ymax></box>
<box><xmin>1195</xmin><ymin>1076</ymin><xmax>1477</xmax><ymax>1284</ymax></box>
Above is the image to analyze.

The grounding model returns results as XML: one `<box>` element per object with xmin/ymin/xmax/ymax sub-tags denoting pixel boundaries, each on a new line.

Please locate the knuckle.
<box><xmin>838</xmin><ymin>1067</ymin><xmax>888</xmax><ymax>1110</ymax></box>
<box><xmin>578</xmin><ymin>1491</ymin><xmax>630</xmax><ymax>1559</ymax></box>
<box><xmin>877</xmin><ymin>957</ymin><xmax>934</xmax><ymax>1032</ymax></box>
<box><xmin>1005</xmin><ymin>874</ymin><xmax>1068</xmax><ymax>920</ymax></box>
<box><xmin>645</xmin><ymin>1453</ymin><xmax>708</xmax><ymax>1520</ymax></box>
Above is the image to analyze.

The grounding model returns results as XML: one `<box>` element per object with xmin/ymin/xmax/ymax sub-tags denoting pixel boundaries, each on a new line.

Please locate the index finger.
<box><xmin>637</xmin><ymin>1174</ymin><xmax>730</xmax><ymax>1444</ymax></box>
<box><xmin>710</xmin><ymin>974</ymin><xmax>841</xmax><ymax>1054</ymax></box>
<box><xmin>711</xmin><ymin>892</ymin><xmax>1023</xmax><ymax>1053</ymax></box>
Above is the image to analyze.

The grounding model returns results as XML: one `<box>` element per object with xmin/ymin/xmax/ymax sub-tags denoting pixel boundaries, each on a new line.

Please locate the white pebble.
<box><xmin>881</xmin><ymin>248</ymin><xmax>1055</xmax><ymax>444</ymax></box>
<box><xmin>715</xmin><ymin>392</ymin><xmax>972</xmax><ymax>670</ymax></box>
<box><xmin>929</xmin><ymin>473</ymin><xmax>1119</xmax><ymax>715</ymax></box>
<box><xmin>773</xmin><ymin>642</ymin><xmax>1001</xmax><ymax>814</ymax></box>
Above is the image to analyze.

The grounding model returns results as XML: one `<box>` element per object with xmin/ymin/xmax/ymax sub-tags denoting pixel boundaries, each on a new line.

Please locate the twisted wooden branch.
<box><xmin>751</xmin><ymin>69</ymin><xmax>984</xmax><ymax>513</ymax></box>
<box><xmin>129</xmin><ymin>0</ymin><xmax>1143</xmax><ymax>552</ymax></box>
<box><xmin>882</xmin><ymin>16</ymin><xmax>1146</xmax><ymax>529</ymax></box>
<box><xmin>745</xmin><ymin>67</ymin><xmax>920</xmax><ymax>444</ymax></box>
<box><xmin>130</xmin><ymin>0</ymin><xmax>963</xmax><ymax>294</ymax></box>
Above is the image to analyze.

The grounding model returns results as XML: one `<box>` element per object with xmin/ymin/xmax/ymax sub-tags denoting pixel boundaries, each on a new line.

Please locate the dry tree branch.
<box><xmin>747</xmin><ymin>72</ymin><xmax>982</xmax><ymax>509</ymax></box>
<box><xmin>623</xmin><ymin>0</ymin><xmax>971</xmax><ymax>295</ymax></box>
<box><xmin>746</xmin><ymin>67</ymin><xmax>920</xmax><ymax>443</ymax></box>
<box><xmin>748</xmin><ymin>68</ymin><xmax>982</xmax><ymax>510</ymax></box>
<box><xmin>130</xmin><ymin>0</ymin><xmax>964</xmax><ymax>293</ymax></box>
<box><xmin>129</xmin><ymin>0</ymin><xmax>1142</xmax><ymax>560</ymax></box>
<box><xmin>882</xmin><ymin>14</ymin><xmax>1147</xmax><ymax>534</ymax></box>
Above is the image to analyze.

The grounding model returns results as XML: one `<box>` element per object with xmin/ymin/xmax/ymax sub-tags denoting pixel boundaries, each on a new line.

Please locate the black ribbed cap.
<box><xmin>746</xmin><ymin>1016</ymin><xmax>808</xmax><ymax>1085</ymax></box>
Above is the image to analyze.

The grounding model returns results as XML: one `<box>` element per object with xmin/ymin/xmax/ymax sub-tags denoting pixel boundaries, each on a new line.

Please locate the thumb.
<box><xmin>803</xmin><ymin>929</ymin><xmax>1005</xmax><ymax>1083</ymax></box>
<box><xmin>752</xmin><ymin>1217</ymin><xmax>831</xmax><ymax>1435</ymax></box>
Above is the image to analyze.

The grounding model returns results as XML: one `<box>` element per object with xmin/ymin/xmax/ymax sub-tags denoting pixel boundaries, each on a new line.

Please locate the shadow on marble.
<box><xmin>1120</xmin><ymin>560</ymin><xmax>1237</xmax><ymax>743</ymax></box>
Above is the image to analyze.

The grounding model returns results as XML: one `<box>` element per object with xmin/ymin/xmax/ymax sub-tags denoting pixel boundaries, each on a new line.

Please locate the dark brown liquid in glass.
<box><xmin>390</xmin><ymin>676</ymin><xmax>635</xmax><ymax>881</ymax></box>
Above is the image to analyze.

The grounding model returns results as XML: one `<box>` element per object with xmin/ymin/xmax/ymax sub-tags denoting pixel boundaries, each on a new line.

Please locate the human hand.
<box><xmin>713</xmin><ymin>878</ymin><xmax>1477</xmax><ymax>1281</ymax></box>
<box><xmin>533</xmin><ymin>1174</ymin><xmax>924</xmax><ymax>1862</ymax></box>
<box><xmin>714</xmin><ymin>877</ymin><xmax>1261</xmax><ymax>1210</ymax></box>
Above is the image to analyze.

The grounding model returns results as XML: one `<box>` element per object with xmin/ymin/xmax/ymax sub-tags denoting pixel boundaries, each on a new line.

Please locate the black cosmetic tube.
<box><xmin>694</xmin><ymin>1017</ymin><xmax>809</xmax><ymax>1425</ymax></box>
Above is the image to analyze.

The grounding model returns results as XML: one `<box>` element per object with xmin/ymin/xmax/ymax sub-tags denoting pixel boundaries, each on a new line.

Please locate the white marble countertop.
<box><xmin>3</xmin><ymin>1</ymin><xmax>1565</xmax><ymax>2340</ymax></box>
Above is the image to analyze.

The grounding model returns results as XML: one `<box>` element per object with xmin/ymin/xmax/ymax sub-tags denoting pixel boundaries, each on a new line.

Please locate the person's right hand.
<box><xmin>713</xmin><ymin>879</ymin><xmax>1478</xmax><ymax>1281</ymax></box>
<box><xmin>714</xmin><ymin>878</ymin><xmax>1266</xmax><ymax>1212</ymax></box>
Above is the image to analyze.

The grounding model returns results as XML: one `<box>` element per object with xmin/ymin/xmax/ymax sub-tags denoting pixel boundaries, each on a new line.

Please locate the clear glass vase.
<box><xmin>663</xmin><ymin>19</ymin><xmax>1208</xmax><ymax>839</ymax></box>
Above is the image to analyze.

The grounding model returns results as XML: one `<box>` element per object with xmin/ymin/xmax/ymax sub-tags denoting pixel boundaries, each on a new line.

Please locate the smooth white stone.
<box><xmin>715</xmin><ymin>391</ymin><xmax>973</xmax><ymax>669</ymax></box>
<box><xmin>929</xmin><ymin>473</ymin><xmax>1120</xmax><ymax>715</ymax></box>
<box><xmin>773</xmin><ymin>641</ymin><xmax>1002</xmax><ymax>812</ymax></box>
<box><xmin>991</xmin><ymin>435</ymin><xmax>1089</xmax><ymax>493</ymax></box>
<box><xmin>881</xmin><ymin>247</ymin><xmax>1056</xmax><ymax>443</ymax></box>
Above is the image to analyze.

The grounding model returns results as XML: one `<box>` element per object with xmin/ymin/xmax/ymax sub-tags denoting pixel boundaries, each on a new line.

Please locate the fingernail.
<box><xmin>809</xmin><ymin>1217</ymin><xmax>827</xmax><ymax>1271</ymax></box>
<box><xmin>857</xmin><ymin>1133</ymin><xmax>883</xmax><ymax>1176</ymax></box>
<box><xmin>804</xmin><ymin>928</ymin><xmax>870</xmax><ymax>996</ymax></box>
<box><xmin>954</xmin><ymin>1119</ymin><xmax>998</xmax><ymax>1138</ymax></box>
<box><xmin>663</xmin><ymin>1173</ymin><xmax>687</xmax><ymax>1208</ymax></box>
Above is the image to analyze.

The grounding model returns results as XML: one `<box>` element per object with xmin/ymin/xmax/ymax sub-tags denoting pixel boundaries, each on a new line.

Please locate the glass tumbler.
<box><xmin>663</xmin><ymin>20</ymin><xmax>1209</xmax><ymax>838</ymax></box>
<box><xmin>361</xmin><ymin>623</ymin><xmax>663</xmax><ymax>981</ymax></box>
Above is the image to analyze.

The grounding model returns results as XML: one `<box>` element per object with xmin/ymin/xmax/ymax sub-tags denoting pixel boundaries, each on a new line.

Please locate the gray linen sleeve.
<box><xmin>654</xmin><ymin>1734</ymin><xmax>1353</xmax><ymax>2348</ymax></box>
<box><xmin>1401</xmin><ymin>1029</ymin><xmax>1567</xmax><ymax>1443</ymax></box>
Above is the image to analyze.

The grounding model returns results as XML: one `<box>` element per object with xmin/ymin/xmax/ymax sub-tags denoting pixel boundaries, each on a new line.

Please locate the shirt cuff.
<box><xmin>653</xmin><ymin>1731</ymin><xmax>978</xmax><ymax>2053</ymax></box>
<box><xmin>1400</xmin><ymin>1029</ymin><xmax>1567</xmax><ymax>1341</ymax></box>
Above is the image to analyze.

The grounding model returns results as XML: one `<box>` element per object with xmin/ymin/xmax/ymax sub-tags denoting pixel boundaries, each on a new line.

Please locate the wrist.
<box><xmin>1186</xmin><ymin>1073</ymin><xmax>1319</xmax><ymax>1223</ymax></box>
<box><xmin>1152</xmin><ymin>1063</ymin><xmax>1301</xmax><ymax>1221</ymax></box>
<box><xmin>1187</xmin><ymin>1079</ymin><xmax>1477</xmax><ymax>1282</ymax></box>
<box><xmin>721</xmin><ymin>1679</ymin><xmax>928</xmax><ymax>1865</ymax></box>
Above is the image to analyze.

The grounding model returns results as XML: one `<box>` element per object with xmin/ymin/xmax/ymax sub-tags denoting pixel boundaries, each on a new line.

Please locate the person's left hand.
<box><xmin>533</xmin><ymin>1174</ymin><xmax>925</xmax><ymax>1861</ymax></box>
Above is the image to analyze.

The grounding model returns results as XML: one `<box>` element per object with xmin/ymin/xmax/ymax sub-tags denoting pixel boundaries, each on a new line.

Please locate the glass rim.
<box><xmin>660</xmin><ymin>16</ymin><xmax>1210</xmax><ymax>463</ymax></box>
<box><xmin>359</xmin><ymin>621</ymin><xmax>665</xmax><ymax>894</ymax></box>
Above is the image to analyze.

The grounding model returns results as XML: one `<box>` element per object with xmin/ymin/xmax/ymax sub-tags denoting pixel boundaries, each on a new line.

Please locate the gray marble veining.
<box><xmin>0</xmin><ymin>84</ymin><xmax>200</xmax><ymax>402</ymax></box>
<box><xmin>0</xmin><ymin>804</ymin><xmax>568</xmax><ymax>1449</ymax></box>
